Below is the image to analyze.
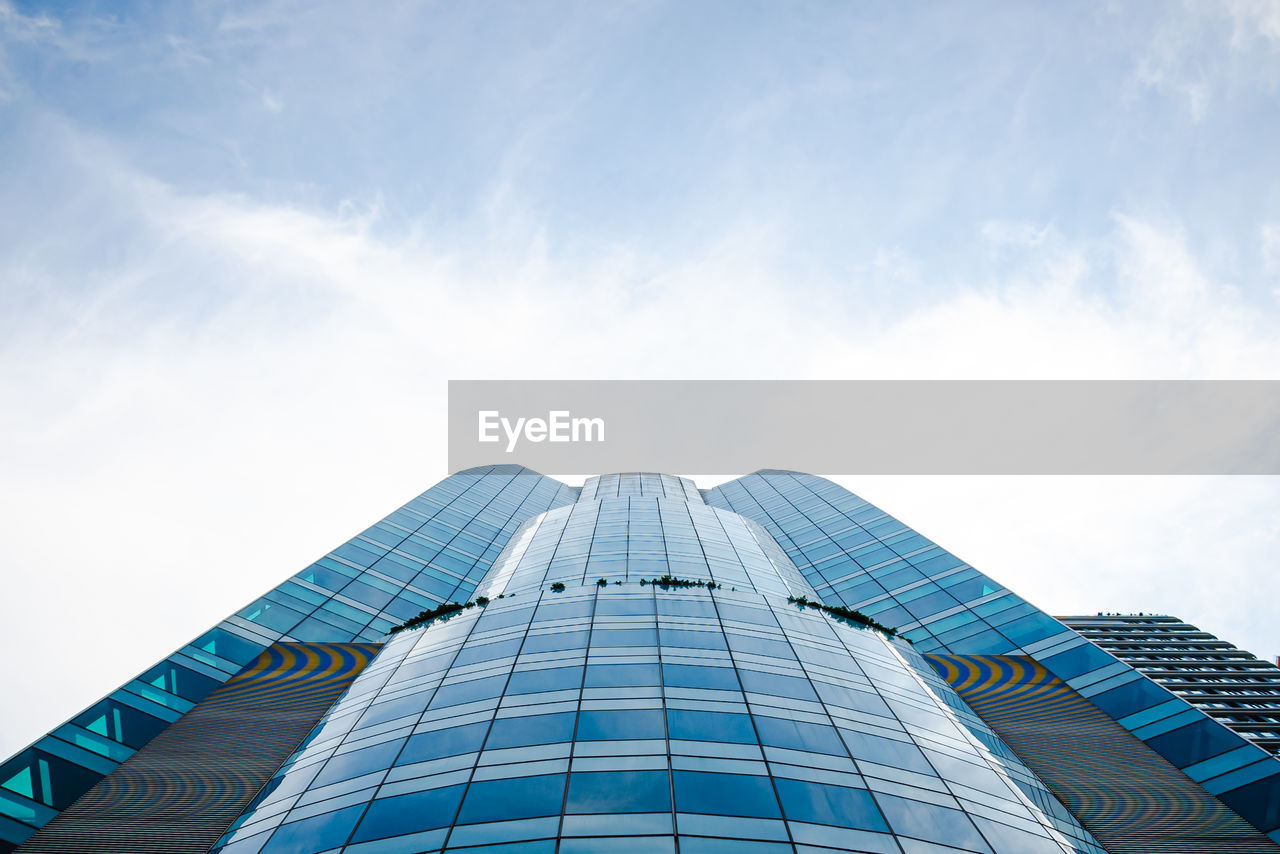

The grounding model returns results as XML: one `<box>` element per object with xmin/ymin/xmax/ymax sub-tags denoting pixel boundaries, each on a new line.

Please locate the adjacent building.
<box><xmin>2</xmin><ymin>469</ymin><xmax>1278</xmax><ymax>853</ymax></box>
<box><xmin>1061</xmin><ymin>614</ymin><xmax>1280</xmax><ymax>756</ymax></box>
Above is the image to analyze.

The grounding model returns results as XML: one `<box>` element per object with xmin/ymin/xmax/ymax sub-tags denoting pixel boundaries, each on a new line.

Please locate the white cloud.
<box><xmin>1222</xmin><ymin>0</ymin><xmax>1280</xmax><ymax>47</ymax></box>
<box><xmin>0</xmin><ymin>0</ymin><xmax>57</xmax><ymax>101</ymax></box>
<box><xmin>2</xmin><ymin>110</ymin><xmax>1280</xmax><ymax>760</ymax></box>
<box><xmin>979</xmin><ymin>220</ymin><xmax>1055</xmax><ymax>248</ymax></box>
<box><xmin>1130</xmin><ymin>14</ymin><xmax>1214</xmax><ymax>121</ymax></box>
<box><xmin>1128</xmin><ymin>0</ymin><xmax>1280</xmax><ymax>120</ymax></box>
<box><xmin>3</xmin><ymin>0</ymin><xmax>1280</xmax><ymax>769</ymax></box>
<box><xmin>1263</xmin><ymin>221</ymin><xmax>1280</xmax><ymax>278</ymax></box>
<box><xmin>0</xmin><ymin>1</ymin><xmax>59</xmax><ymax>41</ymax></box>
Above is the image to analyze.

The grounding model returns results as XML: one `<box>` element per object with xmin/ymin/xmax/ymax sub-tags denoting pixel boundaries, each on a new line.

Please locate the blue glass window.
<box><xmin>987</xmin><ymin>601</ymin><xmax>1035</xmax><ymax>626</ymax></box>
<box><xmin>659</xmin><ymin>629</ymin><xmax>727</xmax><ymax>650</ymax></box>
<box><xmin>397</xmin><ymin>721</ymin><xmax>488</xmax><ymax>765</ymax></box>
<box><xmin>360</xmin><ymin>693</ymin><xmax>432</xmax><ymax>728</ymax></box>
<box><xmin>585</xmin><ymin>663</ymin><xmax>660</xmax><ymax>688</ymax></box>
<box><xmin>679</xmin><ymin>840</ymin><xmax>791</xmax><ymax>854</ymax></box>
<box><xmin>754</xmin><ymin>716</ymin><xmax>845</xmax><ymax>755</ymax></box>
<box><xmin>397</xmin><ymin>537</ymin><xmax>441</xmax><ymax>562</ymax></box>
<box><xmin>596</xmin><ymin>597</ymin><xmax>656</xmax><ymax>617</ymax></box>
<box><xmin>840</xmin><ymin>731</ymin><xmax>934</xmax><ymax>774</ymax></box>
<box><xmin>902</xmin><ymin>590</ymin><xmax>960</xmax><ymax>620</ymax></box>
<box><xmin>913</xmin><ymin>552</ymin><xmax>964</xmax><ymax>574</ymax></box>
<box><xmin>455</xmin><ymin>638</ymin><xmax>524</xmax><ymax>666</ymax></box>
<box><xmin>0</xmin><ymin>748</ymin><xmax>104</xmax><ymax>810</ymax></box>
<box><xmin>237</xmin><ymin>598</ymin><xmax>306</xmax><ymax>633</ymax></box>
<box><xmin>737</xmin><ymin>670</ymin><xmax>818</xmax><ymax>702</ymax></box>
<box><xmin>334</xmin><ymin>542</ymin><xmax>383</xmax><ymax>567</ymax></box>
<box><xmin>429</xmin><ymin>675</ymin><xmax>508</xmax><ymax>709</ymax></box>
<box><xmin>946</xmin><ymin>628</ymin><xmax>1012</xmax><ymax>655</ymax></box>
<box><xmin>576</xmin><ymin>709</ymin><xmax>665</xmax><ymax>741</ymax></box>
<box><xmin>873</xmin><ymin>566</ymin><xmax>922</xmax><ymax>589</ymax></box>
<box><xmin>857</xmin><ymin>546</ymin><xmax>901</xmax><ymax>570</ymax></box>
<box><xmin>566</xmin><ymin>770</ymin><xmax>671</xmax><ymax>814</ymax></box>
<box><xmin>1089</xmin><ymin>677</ymin><xmax>1172</xmax><ymax>719</ymax></box>
<box><xmin>313</xmin><ymin>738</ymin><xmax>404</xmax><ymax>787</ymax></box>
<box><xmin>507</xmin><ymin>666</ymin><xmax>583</xmax><ymax>694</ymax></box>
<box><xmin>998</xmin><ymin>612</ymin><xmax>1063</xmax><ymax>647</ymax></box>
<box><xmin>875</xmin><ymin>794</ymin><xmax>988</xmax><ymax>851</ymax></box>
<box><xmin>941</xmin><ymin>575</ymin><xmax>1000</xmax><ymax>602</ymax></box>
<box><xmin>379</xmin><ymin>597</ymin><xmax>424</xmax><ymax>621</ymax></box>
<box><xmin>190</xmin><ymin>628</ymin><xmax>263</xmax><ymax>667</ymax></box>
<box><xmin>296</xmin><ymin>563</ymin><xmax>352</xmax><ymax>591</ymax></box>
<box><xmin>72</xmin><ymin>699</ymin><xmax>167</xmax><ymax>749</ymax></box>
<box><xmin>561</xmin><ymin>839</ymin><xmax>671</xmax><ymax>854</ymax></box>
<box><xmin>433</xmin><ymin>548</ymin><xmax>475</xmax><ymax>575</ymax></box>
<box><xmin>350</xmin><ymin>783</ymin><xmax>466</xmax><ymax>842</ymax></box>
<box><xmin>308</xmin><ymin>605</ymin><xmax>363</xmax><ymax>636</ymax></box>
<box><xmin>662</xmin><ymin>664</ymin><xmax>739</xmax><ymax>691</ymax></box>
<box><xmin>480</xmin><ymin>605</ymin><xmax>543</xmax><ymax>631</ymax></box>
<box><xmin>1218</xmin><ymin>773</ymin><xmax>1280</xmax><ymax>834</ymax></box>
<box><xmin>408</xmin><ymin>573</ymin><xmax>456</xmax><ymax>601</ymax></box>
<box><xmin>340</xmin><ymin>580</ymin><xmax>395</xmax><ymax>610</ymax></box>
<box><xmin>923</xmin><ymin>751</ymin><xmax>1004</xmax><ymax>790</ymax></box>
<box><xmin>522</xmin><ymin>631</ymin><xmax>590</xmax><ymax>654</ymax></box>
<box><xmin>369</xmin><ymin>555</ymin><xmax>419</xmax><ymax>583</ymax></box>
<box><xmin>1147</xmin><ymin>719</ymin><xmax>1244</xmax><ymax>768</ymax></box>
<box><xmin>261</xmin><ymin>804</ymin><xmax>365</xmax><ymax>853</ymax></box>
<box><xmin>813</xmin><ymin>683</ymin><xmax>892</xmax><ymax>717</ymax></box>
<box><xmin>486</xmin><ymin>713</ymin><xmax>577</xmax><ymax>749</ymax></box>
<box><xmin>591</xmin><ymin>628</ymin><xmax>659</xmax><ymax>647</ymax></box>
<box><xmin>833</xmin><ymin>578</ymin><xmax>885</xmax><ymax>603</ymax></box>
<box><xmin>726</xmin><ymin>634</ymin><xmax>795</xmax><ymax>658</ymax></box>
<box><xmin>456</xmin><ymin>773</ymin><xmax>567</xmax><ymax>824</ymax></box>
<box><xmin>717</xmin><ymin>604</ymin><xmax>775</xmax><ymax>626</ymax></box>
<box><xmin>672</xmin><ymin>771</ymin><xmax>781</xmax><ymax>818</ymax></box>
<box><xmin>859</xmin><ymin>604</ymin><xmax>910</xmax><ymax>631</ymax></box>
<box><xmin>1041</xmin><ymin>642</ymin><xmax>1116</xmax><ymax>681</ymax></box>
<box><xmin>657</xmin><ymin>598</ymin><xmax>717</xmax><ymax>618</ymax></box>
<box><xmin>774</xmin><ymin>778</ymin><xmax>887</xmax><ymax>831</ymax></box>
<box><xmin>534</xmin><ymin>600</ymin><xmax>594</xmax><ymax>622</ymax></box>
<box><xmin>667</xmin><ymin>709</ymin><xmax>757</xmax><ymax>744</ymax></box>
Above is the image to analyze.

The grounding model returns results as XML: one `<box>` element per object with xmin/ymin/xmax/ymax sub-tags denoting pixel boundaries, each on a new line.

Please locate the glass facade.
<box><xmin>0</xmin><ymin>466</ymin><xmax>577</xmax><ymax>851</ymax></box>
<box><xmin>5</xmin><ymin>469</ymin><xmax>1280</xmax><ymax>853</ymax></box>
<box><xmin>705</xmin><ymin>471</ymin><xmax>1280</xmax><ymax>842</ymax></box>
<box><xmin>210</xmin><ymin>477</ymin><xmax>1101</xmax><ymax>854</ymax></box>
<box><xmin>17</xmin><ymin>643</ymin><xmax>380</xmax><ymax>854</ymax></box>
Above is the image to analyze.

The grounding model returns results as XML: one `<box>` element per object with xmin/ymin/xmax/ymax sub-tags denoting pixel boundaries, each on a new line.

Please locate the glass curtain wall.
<box><xmin>211</xmin><ymin>475</ymin><xmax>1102</xmax><ymax>854</ymax></box>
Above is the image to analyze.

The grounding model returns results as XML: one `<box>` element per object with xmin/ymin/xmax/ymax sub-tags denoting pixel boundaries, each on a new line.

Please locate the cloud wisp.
<box><xmin>0</xmin><ymin>0</ymin><xmax>1279</xmax><ymax>762</ymax></box>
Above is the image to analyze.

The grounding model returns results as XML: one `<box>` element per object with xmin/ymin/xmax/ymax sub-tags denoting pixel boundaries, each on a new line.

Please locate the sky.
<box><xmin>1</xmin><ymin>0</ymin><xmax>1279</xmax><ymax>758</ymax></box>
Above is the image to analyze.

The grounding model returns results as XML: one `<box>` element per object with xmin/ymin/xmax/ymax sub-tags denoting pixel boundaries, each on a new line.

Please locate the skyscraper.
<box><xmin>1060</xmin><ymin>614</ymin><xmax>1280</xmax><ymax>756</ymax></box>
<box><xmin>0</xmin><ymin>466</ymin><xmax>578</xmax><ymax>853</ymax></box>
<box><xmin>2</xmin><ymin>470</ymin><xmax>1279</xmax><ymax>853</ymax></box>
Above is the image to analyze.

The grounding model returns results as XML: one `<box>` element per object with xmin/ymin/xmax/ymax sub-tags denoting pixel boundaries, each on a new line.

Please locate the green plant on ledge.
<box><xmin>388</xmin><ymin>601</ymin><xmax>467</xmax><ymax>634</ymax></box>
<box><xmin>388</xmin><ymin>592</ymin><xmax>508</xmax><ymax>634</ymax></box>
<box><xmin>550</xmin><ymin>582</ymin><xmax>566</xmax><ymax>592</ymax></box>
<box><xmin>638</xmin><ymin>575</ymin><xmax>719</xmax><ymax>590</ymax></box>
<box><xmin>787</xmin><ymin>595</ymin><xmax>899</xmax><ymax>637</ymax></box>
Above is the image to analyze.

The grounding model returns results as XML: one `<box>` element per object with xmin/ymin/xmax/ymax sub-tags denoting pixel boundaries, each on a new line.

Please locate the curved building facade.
<box><xmin>4</xmin><ymin>470</ymin><xmax>1280</xmax><ymax>853</ymax></box>
<box><xmin>209</xmin><ymin>476</ymin><xmax>1101</xmax><ymax>854</ymax></box>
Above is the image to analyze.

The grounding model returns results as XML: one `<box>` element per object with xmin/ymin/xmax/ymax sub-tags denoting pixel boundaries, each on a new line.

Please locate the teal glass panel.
<box><xmin>71</xmin><ymin>699</ymin><xmax>167</xmax><ymax>750</ymax></box>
